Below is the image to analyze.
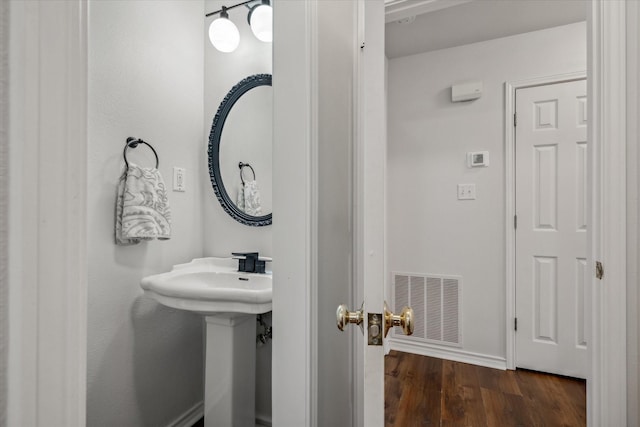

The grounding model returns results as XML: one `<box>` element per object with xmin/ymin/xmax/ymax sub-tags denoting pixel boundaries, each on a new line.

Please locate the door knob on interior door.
<box><xmin>384</xmin><ymin>302</ymin><xmax>414</xmax><ymax>337</ymax></box>
<box><xmin>336</xmin><ymin>302</ymin><xmax>364</xmax><ymax>333</ymax></box>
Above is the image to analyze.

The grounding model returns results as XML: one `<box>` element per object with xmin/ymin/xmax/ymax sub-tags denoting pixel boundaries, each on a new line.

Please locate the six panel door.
<box><xmin>515</xmin><ymin>79</ymin><xmax>588</xmax><ymax>378</ymax></box>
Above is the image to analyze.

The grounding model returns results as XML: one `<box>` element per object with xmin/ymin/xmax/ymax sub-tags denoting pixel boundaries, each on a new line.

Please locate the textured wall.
<box><xmin>387</xmin><ymin>22</ymin><xmax>586</xmax><ymax>359</ymax></box>
<box><xmin>203</xmin><ymin>0</ymin><xmax>273</xmax><ymax>422</ymax></box>
<box><xmin>87</xmin><ymin>1</ymin><xmax>205</xmax><ymax>426</ymax></box>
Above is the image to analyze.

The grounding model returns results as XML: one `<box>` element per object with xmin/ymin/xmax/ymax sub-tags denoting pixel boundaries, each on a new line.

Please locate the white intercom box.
<box><xmin>451</xmin><ymin>81</ymin><xmax>483</xmax><ymax>102</ymax></box>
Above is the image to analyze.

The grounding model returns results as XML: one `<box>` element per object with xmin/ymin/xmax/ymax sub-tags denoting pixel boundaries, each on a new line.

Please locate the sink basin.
<box><xmin>140</xmin><ymin>257</ymin><xmax>272</xmax><ymax>315</ymax></box>
<box><xmin>142</xmin><ymin>257</ymin><xmax>272</xmax><ymax>427</ymax></box>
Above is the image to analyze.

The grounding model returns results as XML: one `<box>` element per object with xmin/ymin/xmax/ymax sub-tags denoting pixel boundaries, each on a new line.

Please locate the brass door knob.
<box><xmin>336</xmin><ymin>303</ymin><xmax>364</xmax><ymax>333</ymax></box>
<box><xmin>384</xmin><ymin>301</ymin><xmax>414</xmax><ymax>337</ymax></box>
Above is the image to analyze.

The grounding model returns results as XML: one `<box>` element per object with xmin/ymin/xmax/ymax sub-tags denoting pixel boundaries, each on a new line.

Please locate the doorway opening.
<box><xmin>384</xmin><ymin>1</ymin><xmax>589</xmax><ymax>425</ymax></box>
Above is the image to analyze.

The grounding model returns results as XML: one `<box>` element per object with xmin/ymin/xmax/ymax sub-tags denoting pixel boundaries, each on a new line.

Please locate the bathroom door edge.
<box><xmin>7</xmin><ymin>1</ymin><xmax>88</xmax><ymax>426</ymax></box>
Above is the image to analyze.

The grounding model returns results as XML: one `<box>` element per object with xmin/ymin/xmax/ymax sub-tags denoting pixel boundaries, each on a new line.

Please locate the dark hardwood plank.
<box><xmin>392</xmin><ymin>352</ymin><xmax>442</xmax><ymax>427</ymax></box>
<box><xmin>385</xmin><ymin>351</ymin><xmax>586</xmax><ymax>427</ymax></box>
<box><xmin>419</xmin><ymin>355</ymin><xmax>443</xmax><ymax>425</ymax></box>
<box><xmin>481</xmin><ymin>387</ymin><xmax>531</xmax><ymax>427</ymax></box>
<box><xmin>441</xmin><ymin>360</ymin><xmax>488</xmax><ymax>427</ymax></box>
<box><xmin>441</xmin><ymin>359</ymin><xmax>466</xmax><ymax>424</ymax></box>
<box><xmin>561</xmin><ymin>378</ymin><xmax>588</xmax><ymax>425</ymax></box>
<box><xmin>502</xmin><ymin>391</ymin><xmax>535</xmax><ymax>426</ymax></box>
<box><xmin>385</xmin><ymin>351</ymin><xmax>408</xmax><ymax>426</ymax></box>
<box><xmin>455</xmin><ymin>364</ymin><xmax>488</xmax><ymax>427</ymax></box>
<box><xmin>514</xmin><ymin>368</ymin><xmax>575</xmax><ymax>426</ymax></box>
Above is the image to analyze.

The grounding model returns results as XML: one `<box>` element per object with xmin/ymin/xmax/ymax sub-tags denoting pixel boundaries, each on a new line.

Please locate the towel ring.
<box><xmin>123</xmin><ymin>137</ymin><xmax>159</xmax><ymax>169</ymax></box>
<box><xmin>239</xmin><ymin>162</ymin><xmax>256</xmax><ymax>185</ymax></box>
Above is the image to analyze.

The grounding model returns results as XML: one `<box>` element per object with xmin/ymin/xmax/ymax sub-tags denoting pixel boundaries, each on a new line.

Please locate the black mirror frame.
<box><xmin>208</xmin><ymin>74</ymin><xmax>272</xmax><ymax>227</ymax></box>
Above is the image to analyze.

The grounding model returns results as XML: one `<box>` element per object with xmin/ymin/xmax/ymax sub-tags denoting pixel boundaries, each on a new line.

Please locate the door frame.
<box><xmin>309</xmin><ymin>0</ymin><xmax>628</xmax><ymax>425</ymax></box>
<box><xmin>586</xmin><ymin>1</ymin><xmax>628</xmax><ymax>424</ymax></box>
<box><xmin>271</xmin><ymin>1</ymin><xmax>316</xmax><ymax>425</ymax></box>
<box><xmin>504</xmin><ymin>70</ymin><xmax>588</xmax><ymax>373</ymax></box>
<box><xmin>7</xmin><ymin>1</ymin><xmax>88</xmax><ymax>425</ymax></box>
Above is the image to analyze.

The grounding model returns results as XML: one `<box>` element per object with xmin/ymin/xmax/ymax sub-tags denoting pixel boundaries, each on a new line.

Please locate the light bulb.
<box><xmin>249</xmin><ymin>2</ymin><xmax>272</xmax><ymax>43</ymax></box>
<box><xmin>209</xmin><ymin>12</ymin><xmax>240</xmax><ymax>53</ymax></box>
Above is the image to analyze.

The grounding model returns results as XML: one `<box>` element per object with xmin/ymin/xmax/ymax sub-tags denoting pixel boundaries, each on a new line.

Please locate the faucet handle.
<box><xmin>232</xmin><ymin>252</ymin><xmax>259</xmax><ymax>259</ymax></box>
<box><xmin>231</xmin><ymin>253</ymin><xmax>272</xmax><ymax>261</ymax></box>
<box><xmin>232</xmin><ymin>252</ymin><xmax>261</xmax><ymax>273</ymax></box>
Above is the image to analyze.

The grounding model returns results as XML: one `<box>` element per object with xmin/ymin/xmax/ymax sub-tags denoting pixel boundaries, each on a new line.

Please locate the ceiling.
<box><xmin>385</xmin><ymin>0</ymin><xmax>587</xmax><ymax>59</ymax></box>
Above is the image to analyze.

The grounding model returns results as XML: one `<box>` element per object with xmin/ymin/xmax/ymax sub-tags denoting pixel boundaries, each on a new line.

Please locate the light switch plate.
<box><xmin>458</xmin><ymin>183</ymin><xmax>476</xmax><ymax>200</ymax></box>
<box><xmin>173</xmin><ymin>167</ymin><xmax>186</xmax><ymax>192</ymax></box>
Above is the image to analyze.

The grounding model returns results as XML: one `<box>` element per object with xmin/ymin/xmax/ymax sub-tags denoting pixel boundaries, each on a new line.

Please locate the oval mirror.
<box><xmin>208</xmin><ymin>74</ymin><xmax>272</xmax><ymax>226</ymax></box>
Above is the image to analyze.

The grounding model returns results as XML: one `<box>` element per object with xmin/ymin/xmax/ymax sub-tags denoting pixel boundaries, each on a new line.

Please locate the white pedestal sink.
<box><xmin>141</xmin><ymin>257</ymin><xmax>272</xmax><ymax>427</ymax></box>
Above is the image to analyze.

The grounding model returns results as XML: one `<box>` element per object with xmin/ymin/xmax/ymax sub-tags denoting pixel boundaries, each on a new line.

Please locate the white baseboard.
<box><xmin>389</xmin><ymin>339</ymin><xmax>507</xmax><ymax>370</ymax></box>
<box><xmin>167</xmin><ymin>401</ymin><xmax>204</xmax><ymax>427</ymax></box>
<box><xmin>166</xmin><ymin>401</ymin><xmax>270</xmax><ymax>427</ymax></box>
<box><xmin>256</xmin><ymin>412</ymin><xmax>272</xmax><ymax>426</ymax></box>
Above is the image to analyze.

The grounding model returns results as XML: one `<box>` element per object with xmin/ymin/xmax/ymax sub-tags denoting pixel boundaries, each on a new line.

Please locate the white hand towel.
<box><xmin>242</xmin><ymin>180</ymin><xmax>262</xmax><ymax>216</ymax></box>
<box><xmin>237</xmin><ymin>185</ymin><xmax>246</xmax><ymax>212</ymax></box>
<box><xmin>115</xmin><ymin>164</ymin><xmax>171</xmax><ymax>245</ymax></box>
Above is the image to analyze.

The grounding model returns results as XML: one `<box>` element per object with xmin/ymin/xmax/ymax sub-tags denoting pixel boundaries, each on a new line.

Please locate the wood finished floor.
<box><xmin>385</xmin><ymin>351</ymin><xmax>586</xmax><ymax>427</ymax></box>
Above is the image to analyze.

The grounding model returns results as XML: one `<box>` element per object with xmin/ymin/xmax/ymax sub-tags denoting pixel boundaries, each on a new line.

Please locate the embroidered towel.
<box><xmin>236</xmin><ymin>186</ymin><xmax>246</xmax><ymax>213</ymax></box>
<box><xmin>242</xmin><ymin>180</ymin><xmax>262</xmax><ymax>216</ymax></box>
<box><xmin>236</xmin><ymin>180</ymin><xmax>262</xmax><ymax>216</ymax></box>
<box><xmin>115</xmin><ymin>164</ymin><xmax>171</xmax><ymax>245</ymax></box>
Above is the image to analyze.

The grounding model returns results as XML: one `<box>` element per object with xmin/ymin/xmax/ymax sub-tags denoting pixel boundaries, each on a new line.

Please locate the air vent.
<box><xmin>392</xmin><ymin>272</ymin><xmax>462</xmax><ymax>347</ymax></box>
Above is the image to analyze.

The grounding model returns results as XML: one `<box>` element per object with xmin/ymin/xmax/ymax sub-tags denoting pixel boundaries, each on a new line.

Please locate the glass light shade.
<box><xmin>209</xmin><ymin>16</ymin><xmax>240</xmax><ymax>53</ymax></box>
<box><xmin>249</xmin><ymin>4</ymin><xmax>272</xmax><ymax>43</ymax></box>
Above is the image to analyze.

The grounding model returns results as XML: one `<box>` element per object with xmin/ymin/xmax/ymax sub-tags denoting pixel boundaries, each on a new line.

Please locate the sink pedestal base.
<box><xmin>204</xmin><ymin>314</ymin><xmax>256</xmax><ymax>427</ymax></box>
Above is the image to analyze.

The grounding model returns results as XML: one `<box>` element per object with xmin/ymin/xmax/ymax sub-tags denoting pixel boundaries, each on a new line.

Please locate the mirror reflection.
<box><xmin>220</xmin><ymin>84</ymin><xmax>272</xmax><ymax>216</ymax></box>
<box><xmin>208</xmin><ymin>74</ymin><xmax>272</xmax><ymax>226</ymax></box>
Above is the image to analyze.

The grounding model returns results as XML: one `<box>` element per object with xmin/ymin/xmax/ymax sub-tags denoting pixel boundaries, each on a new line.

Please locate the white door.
<box><xmin>336</xmin><ymin>0</ymin><xmax>398</xmax><ymax>425</ymax></box>
<box><xmin>359</xmin><ymin>0</ymin><xmax>387</xmax><ymax>425</ymax></box>
<box><xmin>515</xmin><ymin>79</ymin><xmax>587</xmax><ymax>378</ymax></box>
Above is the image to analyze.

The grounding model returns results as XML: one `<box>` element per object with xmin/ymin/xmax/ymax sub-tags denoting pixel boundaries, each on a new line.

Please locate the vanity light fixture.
<box><xmin>206</xmin><ymin>0</ymin><xmax>272</xmax><ymax>52</ymax></box>
<box><xmin>208</xmin><ymin>6</ymin><xmax>240</xmax><ymax>53</ymax></box>
<box><xmin>248</xmin><ymin>0</ymin><xmax>272</xmax><ymax>42</ymax></box>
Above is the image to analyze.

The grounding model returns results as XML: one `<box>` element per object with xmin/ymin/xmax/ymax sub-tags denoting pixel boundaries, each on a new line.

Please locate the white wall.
<box><xmin>87</xmin><ymin>2</ymin><xmax>205</xmax><ymax>425</ymax></box>
<box><xmin>203</xmin><ymin>0</ymin><xmax>273</xmax><ymax>422</ymax></box>
<box><xmin>0</xmin><ymin>0</ymin><xmax>7</xmax><ymax>421</ymax></box>
<box><xmin>627</xmin><ymin>1</ymin><xmax>640</xmax><ymax>424</ymax></box>
<box><xmin>386</xmin><ymin>22</ymin><xmax>586</xmax><ymax>359</ymax></box>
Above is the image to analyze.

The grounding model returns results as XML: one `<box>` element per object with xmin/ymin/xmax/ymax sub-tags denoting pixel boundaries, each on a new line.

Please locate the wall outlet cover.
<box><xmin>173</xmin><ymin>167</ymin><xmax>186</xmax><ymax>192</ymax></box>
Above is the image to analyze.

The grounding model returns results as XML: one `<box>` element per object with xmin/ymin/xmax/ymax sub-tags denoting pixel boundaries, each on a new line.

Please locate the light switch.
<box><xmin>173</xmin><ymin>167</ymin><xmax>186</xmax><ymax>192</ymax></box>
<box><xmin>457</xmin><ymin>183</ymin><xmax>476</xmax><ymax>200</ymax></box>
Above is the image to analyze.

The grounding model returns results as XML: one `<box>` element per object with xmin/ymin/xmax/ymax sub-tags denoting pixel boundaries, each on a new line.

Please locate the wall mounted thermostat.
<box><xmin>468</xmin><ymin>151</ymin><xmax>489</xmax><ymax>167</ymax></box>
